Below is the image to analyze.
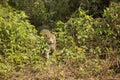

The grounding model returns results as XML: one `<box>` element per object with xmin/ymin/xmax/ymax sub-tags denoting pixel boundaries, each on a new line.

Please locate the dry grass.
<box><xmin>6</xmin><ymin>59</ymin><xmax>120</xmax><ymax>80</ymax></box>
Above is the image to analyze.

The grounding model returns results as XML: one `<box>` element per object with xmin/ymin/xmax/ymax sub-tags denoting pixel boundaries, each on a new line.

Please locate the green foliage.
<box><xmin>53</xmin><ymin>21</ymin><xmax>87</xmax><ymax>67</ymax></box>
<box><xmin>0</xmin><ymin>0</ymin><xmax>9</xmax><ymax>6</ymax></box>
<box><xmin>79</xmin><ymin>0</ymin><xmax>110</xmax><ymax>18</ymax></box>
<box><xmin>0</xmin><ymin>0</ymin><xmax>120</xmax><ymax>79</ymax></box>
<box><xmin>0</xmin><ymin>5</ymin><xmax>46</xmax><ymax>76</ymax></box>
<box><xmin>66</xmin><ymin>8</ymin><xmax>94</xmax><ymax>46</ymax></box>
<box><xmin>7</xmin><ymin>0</ymin><xmax>78</xmax><ymax>26</ymax></box>
<box><xmin>90</xmin><ymin>2</ymin><xmax>120</xmax><ymax>76</ymax></box>
<box><xmin>0</xmin><ymin>5</ymin><xmax>39</xmax><ymax>55</ymax></box>
<box><xmin>54</xmin><ymin>21</ymin><xmax>74</xmax><ymax>49</ymax></box>
<box><xmin>45</xmin><ymin>0</ymin><xmax>70</xmax><ymax>21</ymax></box>
<box><xmin>93</xmin><ymin>2</ymin><xmax>120</xmax><ymax>52</ymax></box>
<box><xmin>8</xmin><ymin>0</ymin><xmax>47</xmax><ymax>26</ymax></box>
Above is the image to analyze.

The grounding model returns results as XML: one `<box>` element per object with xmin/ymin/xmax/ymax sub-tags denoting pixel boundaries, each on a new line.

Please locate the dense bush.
<box><xmin>93</xmin><ymin>2</ymin><xmax>120</xmax><ymax>55</ymax></box>
<box><xmin>0</xmin><ymin>5</ymin><xmax>46</xmax><ymax>78</ymax></box>
<box><xmin>66</xmin><ymin>8</ymin><xmax>94</xmax><ymax>46</ymax></box>
<box><xmin>79</xmin><ymin>0</ymin><xmax>110</xmax><ymax>18</ymax></box>
<box><xmin>90</xmin><ymin>2</ymin><xmax>120</xmax><ymax>76</ymax></box>
<box><xmin>0</xmin><ymin>0</ymin><xmax>119</xmax><ymax>80</ymax></box>
<box><xmin>53</xmin><ymin>8</ymin><xmax>104</xmax><ymax>78</ymax></box>
<box><xmin>8</xmin><ymin>0</ymin><xmax>47</xmax><ymax>26</ymax></box>
<box><xmin>54</xmin><ymin>2</ymin><xmax>120</xmax><ymax>78</ymax></box>
<box><xmin>7</xmin><ymin>0</ymin><xmax>79</xmax><ymax>26</ymax></box>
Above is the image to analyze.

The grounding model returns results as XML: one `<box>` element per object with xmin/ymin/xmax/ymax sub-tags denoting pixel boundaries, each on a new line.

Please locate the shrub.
<box><xmin>91</xmin><ymin>2</ymin><xmax>120</xmax><ymax>76</ymax></box>
<box><xmin>0</xmin><ymin>5</ymin><xmax>46</xmax><ymax>76</ymax></box>
<box><xmin>66</xmin><ymin>8</ymin><xmax>94</xmax><ymax>46</ymax></box>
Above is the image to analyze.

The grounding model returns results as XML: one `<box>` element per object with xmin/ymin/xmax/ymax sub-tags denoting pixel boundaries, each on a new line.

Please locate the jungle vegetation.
<box><xmin>0</xmin><ymin>0</ymin><xmax>120</xmax><ymax>79</ymax></box>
